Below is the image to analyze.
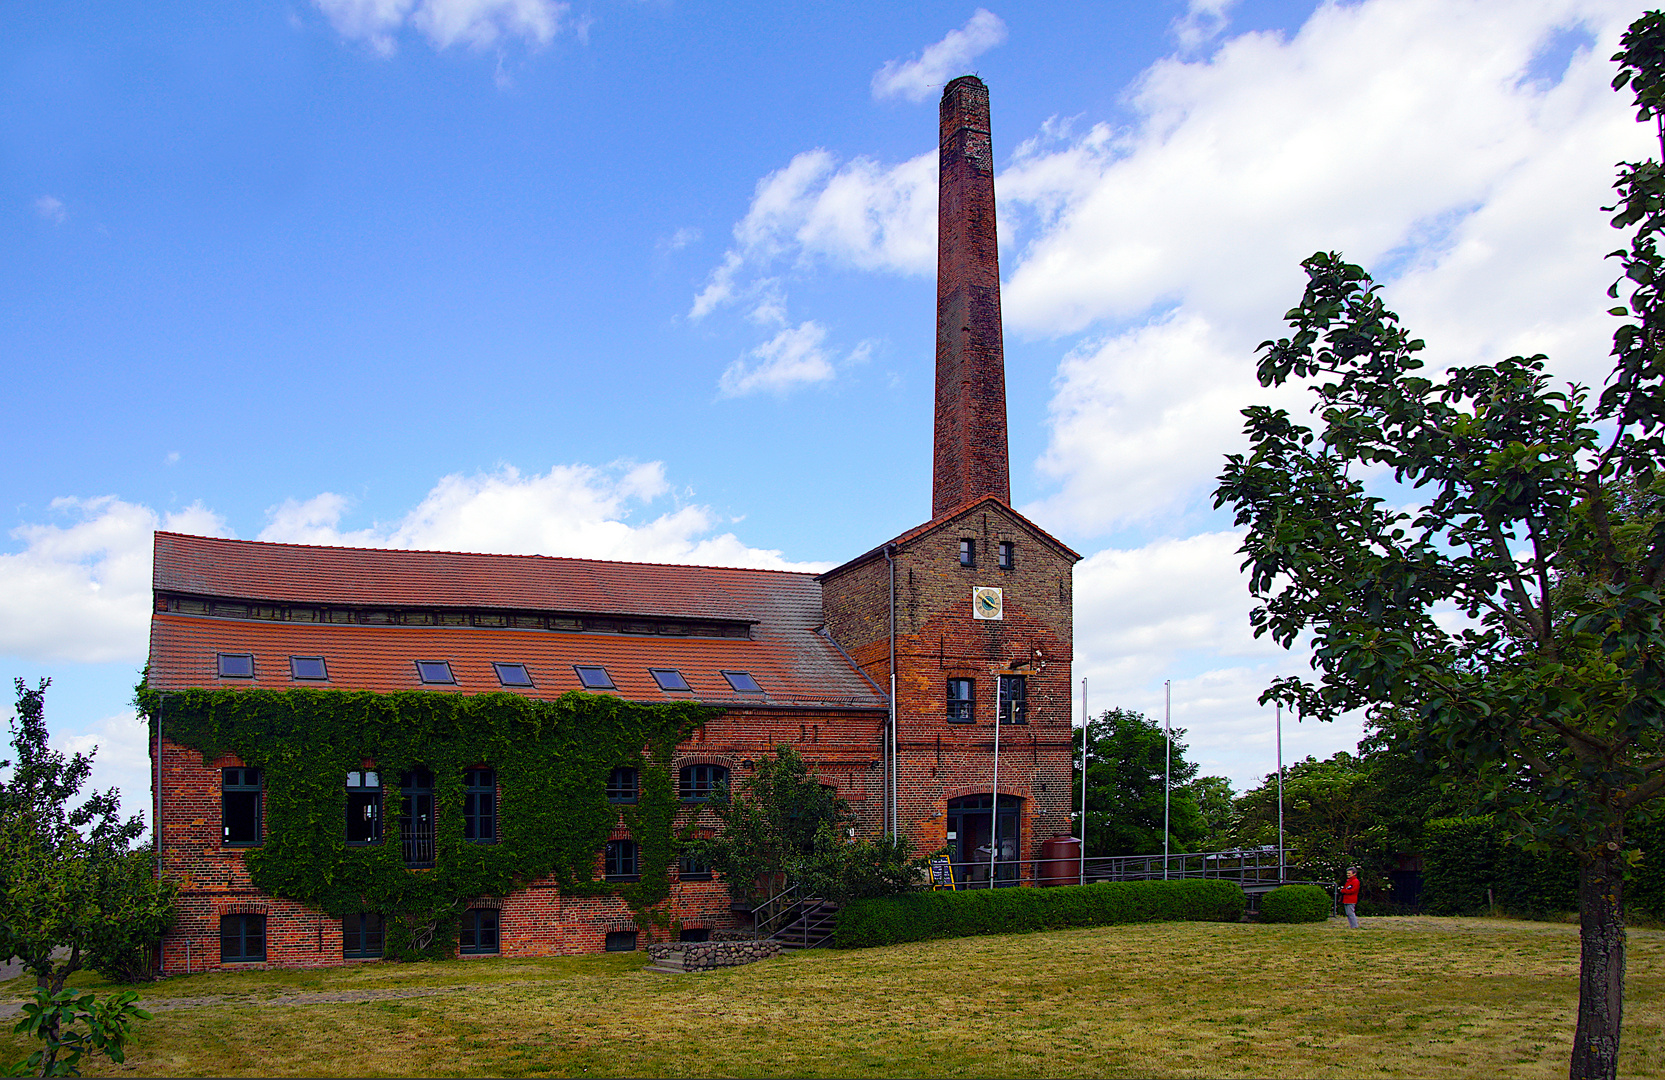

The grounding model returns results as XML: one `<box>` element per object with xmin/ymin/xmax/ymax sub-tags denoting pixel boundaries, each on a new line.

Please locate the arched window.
<box><xmin>679</xmin><ymin>764</ymin><xmax>729</xmax><ymax>802</ymax></box>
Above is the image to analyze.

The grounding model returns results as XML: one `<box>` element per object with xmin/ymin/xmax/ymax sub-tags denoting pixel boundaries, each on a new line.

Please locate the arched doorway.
<box><xmin>946</xmin><ymin>794</ymin><xmax>1021</xmax><ymax>887</ymax></box>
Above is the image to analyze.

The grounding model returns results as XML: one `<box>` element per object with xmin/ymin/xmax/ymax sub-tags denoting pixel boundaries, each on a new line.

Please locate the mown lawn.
<box><xmin>4</xmin><ymin>916</ymin><xmax>1664</xmax><ymax>1078</ymax></box>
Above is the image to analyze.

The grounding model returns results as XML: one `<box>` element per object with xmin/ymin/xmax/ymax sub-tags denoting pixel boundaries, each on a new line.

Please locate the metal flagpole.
<box><xmin>1163</xmin><ymin>680</ymin><xmax>1171</xmax><ymax>881</ymax></box>
<box><xmin>1277</xmin><ymin>703</ymin><xmax>1285</xmax><ymax>883</ymax></box>
<box><xmin>1079</xmin><ymin>676</ymin><xmax>1088</xmax><ymax>886</ymax></box>
<box><xmin>989</xmin><ymin>692</ymin><xmax>1003</xmax><ymax>888</ymax></box>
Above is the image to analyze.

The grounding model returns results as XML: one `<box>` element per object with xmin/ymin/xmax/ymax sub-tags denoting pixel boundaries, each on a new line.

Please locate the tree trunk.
<box><xmin>1571</xmin><ymin>844</ymin><xmax>1625</xmax><ymax>1080</ymax></box>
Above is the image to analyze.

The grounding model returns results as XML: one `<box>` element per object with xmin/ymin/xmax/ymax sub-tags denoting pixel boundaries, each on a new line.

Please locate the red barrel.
<box><xmin>1040</xmin><ymin>835</ymin><xmax>1082</xmax><ymax>886</ymax></box>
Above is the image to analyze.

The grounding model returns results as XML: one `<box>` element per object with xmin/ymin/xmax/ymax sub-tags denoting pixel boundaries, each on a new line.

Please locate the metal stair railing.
<box><xmin>749</xmin><ymin>880</ymin><xmax>836</xmax><ymax>945</ymax></box>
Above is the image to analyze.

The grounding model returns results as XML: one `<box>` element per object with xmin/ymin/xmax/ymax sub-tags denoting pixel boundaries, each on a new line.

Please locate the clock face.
<box><xmin>972</xmin><ymin>586</ymin><xmax>1004</xmax><ymax>621</ymax></box>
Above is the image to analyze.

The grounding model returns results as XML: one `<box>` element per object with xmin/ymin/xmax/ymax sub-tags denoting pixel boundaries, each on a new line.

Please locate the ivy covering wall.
<box><xmin>137</xmin><ymin>685</ymin><xmax>715</xmax><ymax>959</ymax></box>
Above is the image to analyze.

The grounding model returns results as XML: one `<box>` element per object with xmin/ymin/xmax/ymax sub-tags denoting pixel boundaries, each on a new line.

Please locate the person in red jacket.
<box><xmin>1341</xmin><ymin>867</ymin><xmax>1362</xmax><ymax>929</ymax></box>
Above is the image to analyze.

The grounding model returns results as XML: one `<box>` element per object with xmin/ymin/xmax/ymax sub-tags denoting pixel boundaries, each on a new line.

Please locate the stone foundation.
<box><xmin>647</xmin><ymin>940</ymin><xmax>781</xmax><ymax>972</ymax></box>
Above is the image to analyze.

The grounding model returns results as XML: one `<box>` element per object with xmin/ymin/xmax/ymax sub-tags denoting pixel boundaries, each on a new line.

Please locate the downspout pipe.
<box><xmin>885</xmin><ymin>543</ymin><xmax>897</xmax><ymax>841</ymax></box>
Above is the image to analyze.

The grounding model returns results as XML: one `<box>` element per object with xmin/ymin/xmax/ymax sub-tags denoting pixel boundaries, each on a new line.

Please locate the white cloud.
<box><xmin>0</xmin><ymin>498</ymin><xmax>228</xmax><ymax>664</ymax></box>
<box><xmin>718</xmin><ymin>321</ymin><xmax>838</xmax><ymax>397</ymax></box>
<box><xmin>313</xmin><ymin>0</ymin><xmax>568</xmax><ymax>55</ymax></box>
<box><xmin>256</xmin><ymin>461</ymin><xmax>827</xmax><ymax>570</ymax></box>
<box><xmin>34</xmin><ymin>196</ymin><xmax>65</xmax><ymax>224</ymax></box>
<box><xmin>1171</xmin><ymin>0</ymin><xmax>1240</xmax><ymax>52</ymax></box>
<box><xmin>59</xmin><ymin>711</ymin><xmax>154</xmax><ymax>835</ymax></box>
<box><xmin>872</xmin><ymin>9</ymin><xmax>1008</xmax><ymax>103</ymax></box>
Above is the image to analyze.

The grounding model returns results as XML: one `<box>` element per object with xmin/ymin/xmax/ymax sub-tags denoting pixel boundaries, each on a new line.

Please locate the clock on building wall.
<box><xmin>972</xmin><ymin>586</ymin><xmax>1004</xmax><ymax>621</ymax></box>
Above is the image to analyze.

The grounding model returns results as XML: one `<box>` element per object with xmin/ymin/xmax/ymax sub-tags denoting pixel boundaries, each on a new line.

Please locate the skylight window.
<box><xmin>650</xmin><ymin>668</ymin><xmax>691</xmax><ymax>692</ymax></box>
<box><xmin>217</xmin><ymin>653</ymin><xmax>254</xmax><ymax>678</ymax></box>
<box><xmin>289</xmin><ymin>656</ymin><xmax>328</xmax><ymax>681</ymax></box>
<box><xmin>722</xmin><ymin>671</ymin><xmax>762</xmax><ymax>693</ymax></box>
<box><xmin>493</xmin><ymin>663</ymin><xmax>533</xmax><ymax>687</ymax></box>
<box><xmin>415</xmin><ymin>661</ymin><xmax>456</xmax><ymax>685</ymax></box>
<box><xmin>574</xmin><ymin>665</ymin><xmax>616</xmax><ymax>690</ymax></box>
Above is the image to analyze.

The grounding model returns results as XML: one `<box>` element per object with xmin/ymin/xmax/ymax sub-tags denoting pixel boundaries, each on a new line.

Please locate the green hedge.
<box><xmin>1421</xmin><ymin>816</ymin><xmax>1578</xmax><ymax>916</ymax></box>
<box><xmin>1258</xmin><ymin>884</ymin><xmax>1331</xmax><ymax>923</ymax></box>
<box><xmin>831</xmin><ymin>879</ymin><xmax>1245</xmax><ymax>949</ymax></box>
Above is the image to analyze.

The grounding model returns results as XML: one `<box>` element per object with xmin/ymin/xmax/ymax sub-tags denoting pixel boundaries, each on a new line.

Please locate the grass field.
<box><xmin>4</xmin><ymin>916</ymin><xmax>1664</xmax><ymax>1078</ymax></box>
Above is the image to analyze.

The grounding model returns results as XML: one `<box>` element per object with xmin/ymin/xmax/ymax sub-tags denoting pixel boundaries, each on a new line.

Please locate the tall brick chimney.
<box><xmin>932</xmin><ymin>75</ymin><xmax>1011</xmax><ymax>519</ymax></box>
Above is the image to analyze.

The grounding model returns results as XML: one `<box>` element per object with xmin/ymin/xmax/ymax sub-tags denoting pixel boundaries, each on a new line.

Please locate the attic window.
<box><xmin>959</xmin><ymin>539</ymin><xmax>976</xmax><ymax>567</ymax></box>
<box><xmin>575</xmin><ymin>665</ymin><xmax>616</xmax><ymax>690</ymax></box>
<box><xmin>289</xmin><ymin>656</ymin><xmax>328</xmax><ymax>681</ymax></box>
<box><xmin>217</xmin><ymin>653</ymin><xmax>255</xmax><ymax>678</ymax></box>
<box><xmin>415</xmin><ymin>661</ymin><xmax>455</xmax><ymax>685</ymax></box>
<box><xmin>722</xmin><ymin>671</ymin><xmax>762</xmax><ymax>694</ymax></box>
<box><xmin>650</xmin><ymin>668</ymin><xmax>691</xmax><ymax>692</ymax></box>
<box><xmin>998</xmin><ymin>541</ymin><xmax>1014</xmax><ymax>570</ymax></box>
<box><xmin>493</xmin><ymin>663</ymin><xmax>533</xmax><ymax>687</ymax></box>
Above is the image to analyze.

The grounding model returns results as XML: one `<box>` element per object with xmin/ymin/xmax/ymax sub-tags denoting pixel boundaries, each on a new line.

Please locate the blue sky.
<box><xmin>1</xmin><ymin>0</ymin><xmax>1652</xmax><ymax>826</ymax></box>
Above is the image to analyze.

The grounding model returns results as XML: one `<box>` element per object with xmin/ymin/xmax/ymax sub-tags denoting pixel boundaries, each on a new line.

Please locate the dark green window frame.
<box><xmin>464</xmin><ymin>768</ymin><xmax>496</xmax><ymax>843</ymax></box>
<box><xmin>343</xmin><ymin>912</ymin><xmax>384</xmax><ymax>959</ymax></box>
<box><xmin>346</xmin><ymin>770</ymin><xmax>382</xmax><ymax>844</ymax></box>
<box><xmin>220</xmin><ymin>913</ymin><xmax>266</xmax><ymax>963</ymax></box>
<box><xmin>222</xmin><ymin>766</ymin><xmax>262</xmax><ymax>846</ymax></box>
<box><xmin>605</xmin><ymin>839</ymin><xmax>639</xmax><ymax>882</ymax></box>
<box><xmin>459</xmin><ymin>908</ymin><xmax>499</xmax><ymax>954</ymax></box>
<box><xmin>679</xmin><ymin>764</ymin><xmax>729</xmax><ymax>802</ymax></box>
<box><xmin>606</xmin><ymin>766</ymin><xmax>639</xmax><ymax>804</ymax></box>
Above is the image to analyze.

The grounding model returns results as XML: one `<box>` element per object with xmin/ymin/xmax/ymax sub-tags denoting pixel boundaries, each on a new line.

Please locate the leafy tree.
<box><xmin>1188</xmin><ymin>775</ymin><xmax>1238</xmax><ymax>850</ymax></box>
<box><xmin>9</xmin><ymin>989</ymin><xmax>150</xmax><ymax>1078</ymax></box>
<box><xmin>1073</xmin><ymin>708</ymin><xmax>1227</xmax><ymax>856</ymax></box>
<box><xmin>694</xmin><ymin>744</ymin><xmax>851</xmax><ymax>902</ymax></box>
<box><xmin>1212</xmin><ymin>15</ymin><xmax>1665</xmax><ymax>1074</ymax></box>
<box><xmin>791</xmin><ymin>824</ymin><xmax>928</xmax><ymax>905</ymax></box>
<box><xmin>1234</xmin><ymin>752</ymin><xmax>1389</xmax><ymax>887</ymax></box>
<box><xmin>0</xmin><ymin>679</ymin><xmax>176</xmax><ymax>992</ymax></box>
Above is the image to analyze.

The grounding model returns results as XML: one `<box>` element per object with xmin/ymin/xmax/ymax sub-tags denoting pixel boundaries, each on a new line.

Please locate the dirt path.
<box><xmin>0</xmin><ymin>978</ymin><xmax>555</xmax><ymax>1018</ymax></box>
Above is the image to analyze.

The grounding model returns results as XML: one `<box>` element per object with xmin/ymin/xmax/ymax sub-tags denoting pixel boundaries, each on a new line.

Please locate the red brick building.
<box><xmin>146</xmin><ymin>75</ymin><xmax>1078</xmax><ymax>971</ymax></box>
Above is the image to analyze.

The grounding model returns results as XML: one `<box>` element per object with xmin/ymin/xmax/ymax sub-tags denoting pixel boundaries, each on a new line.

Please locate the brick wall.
<box><xmin>152</xmin><ymin>703</ymin><xmax>884</xmax><ymax>972</ymax></box>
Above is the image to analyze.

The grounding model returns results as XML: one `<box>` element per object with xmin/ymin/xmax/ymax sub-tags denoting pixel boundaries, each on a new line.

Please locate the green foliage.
<box><xmin>138</xmin><ymin>684</ymin><xmax>715</xmax><ymax>956</ymax></box>
<box><xmin>692</xmin><ymin>744</ymin><xmax>850</xmax><ymax>902</ymax></box>
<box><xmin>1258</xmin><ymin>885</ymin><xmax>1331</xmax><ymax>924</ymax></box>
<box><xmin>6</xmin><ymin>989</ymin><xmax>150</xmax><ymax>1077</ymax></box>
<box><xmin>1074</xmin><ymin>708</ymin><xmax>1225</xmax><ymax>856</ymax></box>
<box><xmin>792</xmin><ymin>825</ymin><xmax>928</xmax><ymax>905</ymax></box>
<box><xmin>831</xmin><ymin>879</ymin><xmax>1245</xmax><ymax>949</ymax></box>
<box><xmin>1420</xmin><ymin>816</ymin><xmax>1579</xmax><ymax>917</ymax></box>
<box><xmin>1</xmin><ymin>680</ymin><xmax>176</xmax><ymax>993</ymax></box>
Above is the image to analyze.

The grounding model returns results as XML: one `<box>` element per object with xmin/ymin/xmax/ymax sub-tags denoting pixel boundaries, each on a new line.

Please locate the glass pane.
<box><xmin>217</xmin><ymin>653</ymin><xmax>254</xmax><ymax>678</ymax></box>
<box><xmin>650</xmin><ymin>668</ymin><xmax>690</xmax><ymax>691</ymax></box>
<box><xmin>493</xmin><ymin>663</ymin><xmax>532</xmax><ymax>686</ymax></box>
<box><xmin>290</xmin><ymin>656</ymin><xmax>327</xmax><ymax>680</ymax></box>
<box><xmin>343</xmin><ymin>916</ymin><xmax>360</xmax><ymax>955</ymax></box>
<box><xmin>575</xmin><ymin>666</ymin><xmax>614</xmax><ymax>689</ymax></box>
<box><xmin>416</xmin><ymin>661</ymin><xmax>454</xmax><ymax>684</ymax></box>
<box><xmin>722</xmin><ymin>671</ymin><xmax>762</xmax><ymax>693</ymax></box>
<box><xmin>223</xmin><ymin>790</ymin><xmax>260</xmax><ymax>844</ymax></box>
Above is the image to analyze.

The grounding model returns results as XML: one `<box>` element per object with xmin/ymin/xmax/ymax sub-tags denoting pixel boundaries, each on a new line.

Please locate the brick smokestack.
<box><xmin>932</xmin><ymin>75</ymin><xmax>1010</xmax><ymax>519</ymax></box>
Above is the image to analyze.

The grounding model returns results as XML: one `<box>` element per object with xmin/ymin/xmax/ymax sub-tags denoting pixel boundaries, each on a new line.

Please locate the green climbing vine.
<box><xmin>136</xmin><ymin>684</ymin><xmax>715</xmax><ymax>959</ymax></box>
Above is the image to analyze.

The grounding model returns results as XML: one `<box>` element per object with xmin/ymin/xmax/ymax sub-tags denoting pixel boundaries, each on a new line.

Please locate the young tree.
<box><xmin>1073</xmin><ymin>708</ymin><xmax>1226</xmax><ymax>856</ymax></box>
<box><xmin>693</xmin><ymin>744</ymin><xmax>851</xmax><ymax>903</ymax></box>
<box><xmin>0</xmin><ymin>679</ymin><xmax>176</xmax><ymax>993</ymax></box>
<box><xmin>1214</xmin><ymin>16</ymin><xmax>1665</xmax><ymax>1075</ymax></box>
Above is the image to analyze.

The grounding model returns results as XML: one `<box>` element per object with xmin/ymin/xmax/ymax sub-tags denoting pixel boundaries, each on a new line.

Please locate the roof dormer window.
<box><xmin>415</xmin><ymin>660</ymin><xmax>455</xmax><ymax>685</ymax></box>
<box><xmin>217</xmin><ymin>653</ymin><xmax>255</xmax><ymax>678</ymax></box>
<box><xmin>959</xmin><ymin>539</ymin><xmax>976</xmax><ymax>567</ymax></box>
<box><xmin>575</xmin><ymin>665</ymin><xmax>616</xmax><ymax>690</ymax></box>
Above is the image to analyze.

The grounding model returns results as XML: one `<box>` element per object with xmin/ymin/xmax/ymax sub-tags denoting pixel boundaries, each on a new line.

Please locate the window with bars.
<box><xmin>220</xmin><ymin>914</ymin><xmax>266</xmax><ymax>963</ymax></box>
<box><xmin>400</xmin><ymin>768</ymin><xmax>436</xmax><ymax>868</ymax></box>
<box><xmin>604</xmin><ymin>839</ymin><xmax>639</xmax><ymax>881</ymax></box>
<box><xmin>459</xmin><ymin>908</ymin><xmax>499</xmax><ymax>954</ymax></box>
<box><xmin>946</xmin><ymin>678</ymin><xmax>975</xmax><ymax>723</ymax></box>
<box><xmin>464</xmin><ymin>768</ymin><xmax>496</xmax><ymax>843</ymax></box>
<box><xmin>998</xmin><ymin>674</ymin><xmax>1028</xmax><ymax>725</ymax></box>
<box><xmin>222</xmin><ymin>767</ymin><xmax>262</xmax><ymax>846</ymax></box>
<box><xmin>679</xmin><ymin>764</ymin><xmax>729</xmax><ymax>802</ymax></box>
<box><xmin>343</xmin><ymin>912</ymin><xmax>384</xmax><ymax>958</ymax></box>
<box><xmin>606</xmin><ymin>766</ymin><xmax>639</xmax><ymax>804</ymax></box>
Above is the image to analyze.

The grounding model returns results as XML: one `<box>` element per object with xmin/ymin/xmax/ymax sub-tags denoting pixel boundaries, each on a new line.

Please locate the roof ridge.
<box><xmin>153</xmin><ymin>531</ymin><xmax>826</xmax><ymax>578</ymax></box>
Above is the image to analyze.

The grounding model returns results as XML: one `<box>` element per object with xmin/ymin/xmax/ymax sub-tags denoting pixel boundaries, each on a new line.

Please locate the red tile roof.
<box><xmin>155</xmin><ymin>532</ymin><xmax>806</xmax><ymax>621</ymax></box>
<box><xmin>148</xmin><ymin>614</ymin><xmax>887</xmax><ymax>709</ymax></box>
<box><xmin>147</xmin><ymin>533</ymin><xmax>887</xmax><ymax>710</ymax></box>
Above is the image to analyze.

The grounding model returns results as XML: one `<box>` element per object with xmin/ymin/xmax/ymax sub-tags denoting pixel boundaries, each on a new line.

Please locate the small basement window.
<box><xmin>222</xmin><ymin>767</ymin><xmax>262</xmax><ymax>846</ymax></box>
<box><xmin>575</xmin><ymin>665</ymin><xmax>615</xmax><ymax>690</ymax></box>
<box><xmin>606</xmin><ymin>766</ymin><xmax>639</xmax><ymax>804</ymax></box>
<box><xmin>217</xmin><ymin>653</ymin><xmax>255</xmax><ymax>678</ymax></box>
<box><xmin>604</xmin><ymin>839</ymin><xmax>639</xmax><ymax>881</ymax></box>
<box><xmin>220</xmin><ymin>913</ymin><xmax>266</xmax><ymax>963</ymax></box>
<box><xmin>415</xmin><ymin>660</ymin><xmax>455</xmax><ymax>685</ymax></box>
<box><xmin>959</xmin><ymin>538</ymin><xmax>976</xmax><ymax>567</ymax></box>
<box><xmin>343</xmin><ymin>912</ymin><xmax>384</xmax><ymax>959</ymax></box>
<box><xmin>605</xmin><ymin>930</ymin><xmax>638</xmax><ymax>952</ymax></box>
<box><xmin>678</xmin><ymin>927</ymin><xmax>711</xmax><ymax>943</ymax></box>
<box><xmin>650</xmin><ymin>668</ymin><xmax>691</xmax><ymax>691</ymax></box>
<box><xmin>721</xmin><ymin>671</ymin><xmax>762</xmax><ymax>693</ymax></box>
<box><xmin>459</xmin><ymin>908</ymin><xmax>500</xmax><ymax>955</ymax></box>
<box><xmin>493</xmin><ymin>663</ymin><xmax>533</xmax><ymax>687</ymax></box>
<box><xmin>998</xmin><ymin>541</ymin><xmax>1014</xmax><ymax>570</ymax></box>
<box><xmin>289</xmin><ymin>656</ymin><xmax>328</xmax><ymax>681</ymax></box>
